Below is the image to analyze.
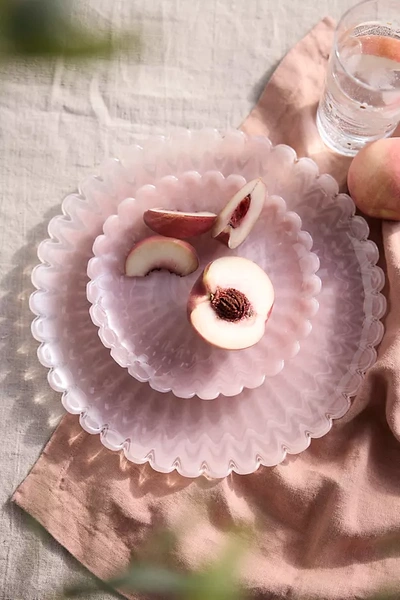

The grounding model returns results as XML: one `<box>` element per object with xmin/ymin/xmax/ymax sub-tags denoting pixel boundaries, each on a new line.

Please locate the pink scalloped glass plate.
<box><xmin>30</xmin><ymin>130</ymin><xmax>386</xmax><ymax>478</ymax></box>
<box><xmin>87</xmin><ymin>171</ymin><xmax>321</xmax><ymax>399</ymax></box>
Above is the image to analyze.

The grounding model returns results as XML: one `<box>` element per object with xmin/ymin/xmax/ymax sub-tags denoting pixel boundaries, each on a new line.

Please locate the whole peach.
<box><xmin>347</xmin><ymin>138</ymin><xmax>400</xmax><ymax>220</ymax></box>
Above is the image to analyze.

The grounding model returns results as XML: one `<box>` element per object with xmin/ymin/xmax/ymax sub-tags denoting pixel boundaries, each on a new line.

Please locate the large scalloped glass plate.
<box><xmin>87</xmin><ymin>170</ymin><xmax>321</xmax><ymax>400</ymax></box>
<box><xmin>30</xmin><ymin>130</ymin><xmax>386</xmax><ymax>478</ymax></box>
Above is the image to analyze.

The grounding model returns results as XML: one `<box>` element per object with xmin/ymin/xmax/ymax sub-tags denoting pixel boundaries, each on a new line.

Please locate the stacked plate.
<box><xmin>30</xmin><ymin>129</ymin><xmax>386</xmax><ymax>478</ymax></box>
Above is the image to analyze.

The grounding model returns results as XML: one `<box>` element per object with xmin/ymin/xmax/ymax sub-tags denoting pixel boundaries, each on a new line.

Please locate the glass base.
<box><xmin>316</xmin><ymin>109</ymin><xmax>397</xmax><ymax>157</ymax></box>
<box><xmin>316</xmin><ymin>111</ymin><xmax>361</xmax><ymax>157</ymax></box>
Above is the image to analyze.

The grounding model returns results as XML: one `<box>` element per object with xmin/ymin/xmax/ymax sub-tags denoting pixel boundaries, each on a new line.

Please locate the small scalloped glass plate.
<box><xmin>30</xmin><ymin>130</ymin><xmax>386</xmax><ymax>478</ymax></box>
<box><xmin>87</xmin><ymin>170</ymin><xmax>321</xmax><ymax>400</ymax></box>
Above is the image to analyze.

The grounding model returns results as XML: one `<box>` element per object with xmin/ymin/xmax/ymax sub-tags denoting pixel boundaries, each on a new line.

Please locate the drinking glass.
<box><xmin>317</xmin><ymin>0</ymin><xmax>400</xmax><ymax>156</ymax></box>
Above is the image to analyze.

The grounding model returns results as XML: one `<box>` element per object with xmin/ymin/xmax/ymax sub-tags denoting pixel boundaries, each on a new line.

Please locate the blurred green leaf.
<box><xmin>63</xmin><ymin>529</ymin><xmax>247</xmax><ymax>600</ymax></box>
<box><xmin>187</xmin><ymin>535</ymin><xmax>246</xmax><ymax>600</ymax></box>
<box><xmin>0</xmin><ymin>0</ymin><xmax>140</xmax><ymax>60</ymax></box>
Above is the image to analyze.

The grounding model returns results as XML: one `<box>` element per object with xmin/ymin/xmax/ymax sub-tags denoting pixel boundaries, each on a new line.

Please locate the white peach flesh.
<box><xmin>125</xmin><ymin>236</ymin><xmax>199</xmax><ymax>277</ymax></box>
<box><xmin>212</xmin><ymin>178</ymin><xmax>267</xmax><ymax>249</ymax></box>
<box><xmin>188</xmin><ymin>256</ymin><xmax>274</xmax><ymax>350</ymax></box>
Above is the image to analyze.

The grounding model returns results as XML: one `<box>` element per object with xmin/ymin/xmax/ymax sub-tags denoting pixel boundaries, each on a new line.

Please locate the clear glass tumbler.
<box><xmin>317</xmin><ymin>0</ymin><xmax>400</xmax><ymax>156</ymax></box>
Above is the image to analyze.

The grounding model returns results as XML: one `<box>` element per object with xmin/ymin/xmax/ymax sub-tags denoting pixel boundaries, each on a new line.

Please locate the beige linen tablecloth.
<box><xmin>0</xmin><ymin>1</ymin><xmax>389</xmax><ymax>599</ymax></box>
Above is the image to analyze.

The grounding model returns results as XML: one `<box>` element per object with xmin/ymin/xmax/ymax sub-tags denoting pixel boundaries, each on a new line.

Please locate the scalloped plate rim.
<box><xmin>29</xmin><ymin>130</ymin><xmax>387</xmax><ymax>478</ymax></box>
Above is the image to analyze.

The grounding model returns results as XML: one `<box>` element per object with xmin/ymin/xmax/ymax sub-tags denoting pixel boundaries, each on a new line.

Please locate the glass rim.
<box><xmin>334</xmin><ymin>0</ymin><xmax>400</xmax><ymax>93</ymax></box>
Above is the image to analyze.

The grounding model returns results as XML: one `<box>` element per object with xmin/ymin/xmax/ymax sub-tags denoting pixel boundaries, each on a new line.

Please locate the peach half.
<box><xmin>187</xmin><ymin>256</ymin><xmax>274</xmax><ymax>350</ymax></box>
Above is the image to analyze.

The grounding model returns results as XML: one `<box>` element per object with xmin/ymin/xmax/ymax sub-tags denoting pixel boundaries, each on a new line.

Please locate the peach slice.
<box><xmin>187</xmin><ymin>256</ymin><xmax>274</xmax><ymax>350</ymax></box>
<box><xmin>125</xmin><ymin>236</ymin><xmax>199</xmax><ymax>277</ymax></box>
<box><xmin>212</xmin><ymin>178</ymin><xmax>267</xmax><ymax>249</ymax></box>
<box><xmin>143</xmin><ymin>208</ymin><xmax>217</xmax><ymax>238</ymax></box>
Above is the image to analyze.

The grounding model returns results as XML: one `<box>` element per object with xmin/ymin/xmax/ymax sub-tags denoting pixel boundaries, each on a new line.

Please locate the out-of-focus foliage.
<box><xmin>63</xmin><ymin>526</ymin><xmax>249</xmax><ymax>600</ymax></box>
<box><xmin>0</xmin><ymin>0</ymin><xmax>139</xmax><ymax>60</ymax></box>
<box><xmin>61</xmin><ymin>522</ymin><xmax>400</xmax><ymax>600</ymax></box>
